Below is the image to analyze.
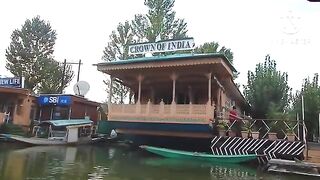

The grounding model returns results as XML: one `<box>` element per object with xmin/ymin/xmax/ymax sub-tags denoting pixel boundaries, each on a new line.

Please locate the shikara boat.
<box><xmin>140</xmin><ymin>145</ymin><xmax>257</xmax><ymax>164</ymax></box>
<box><xmin>1</xmin><ymin>119</ymin><xmax>101</xmax><ymax>145</ymax></box>
<box><xmin>267</xmin><ymin>159</ymin><xmax>320</xmax><ymax>177</ymax></box>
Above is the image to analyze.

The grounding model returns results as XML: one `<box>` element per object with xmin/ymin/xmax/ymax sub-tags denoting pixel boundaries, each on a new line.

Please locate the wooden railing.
<box><xmin>216</xmin><ymin>117</ymin><xmax>306</xmax><ymax>141</ymax></box>
<box><xmin>108</xmin><ymin>102</ymin><xmax>214</xmax><ymax>123</ymax></box>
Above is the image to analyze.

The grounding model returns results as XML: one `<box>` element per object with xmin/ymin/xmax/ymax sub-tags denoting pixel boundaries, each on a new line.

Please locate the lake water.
<box><xmin>0</xmin><ymin>142</ymin><xmax>313</xmax><ymax>180</ymax></box>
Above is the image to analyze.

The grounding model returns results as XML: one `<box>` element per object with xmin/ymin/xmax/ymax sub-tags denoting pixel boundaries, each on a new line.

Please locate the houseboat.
<box><xmin>96</xmin><ymin>46</ymin><xmax>248</xmax><ymax>151</ymax></box>
<box><xmin>0</xmin><ymin>86</ymin><xmax>37</xmax><ymax>129</ymax></box>
<box><xmin>1</xmin><ymin>77</ymin><xmax>101</xmax><ymax>136</ymax></box>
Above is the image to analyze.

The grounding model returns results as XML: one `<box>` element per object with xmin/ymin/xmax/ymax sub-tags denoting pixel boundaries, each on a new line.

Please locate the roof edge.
<box><xmin>94</xmin><ymin>53</ymin><xmax>237</xmax><ymax>72</ymax></box>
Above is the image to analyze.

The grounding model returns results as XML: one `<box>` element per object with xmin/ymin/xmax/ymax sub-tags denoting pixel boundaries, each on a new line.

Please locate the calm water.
<box><xmin>0</xmin><ymin>142</ymin><xmax>314</xmax><ymax>180</ymax></box>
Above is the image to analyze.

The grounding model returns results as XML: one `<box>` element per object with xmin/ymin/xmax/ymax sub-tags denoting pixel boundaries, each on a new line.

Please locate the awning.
<box><xmin>39</xmin><ymin>119</ymin><xmax>93</xmax><ymax>127</ymax></box>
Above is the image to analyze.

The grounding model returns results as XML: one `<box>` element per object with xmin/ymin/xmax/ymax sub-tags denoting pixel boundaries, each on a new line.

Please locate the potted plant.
<box><xmin>217</xmin><ymin>120</ymin><xmax>228</xmax><ymax>137</ymax></box>
<box><xmin>286</xmin><ymin>127</ymin><xmax>295</xmax><ymax>141</ymax></box>
<box><xmin>268</xmin><ymin>122</ymin><xmax>278</xmax><ymax>141</ymax></box>
<box><xmin>249</xmin><ymin>124</ymin><xmax>260</xmax><ymax>139</ymax></box>
<box><xmin>241</xmin><ymin>120</ymin><xmax>251</xmax><ymax>138</ymax></box>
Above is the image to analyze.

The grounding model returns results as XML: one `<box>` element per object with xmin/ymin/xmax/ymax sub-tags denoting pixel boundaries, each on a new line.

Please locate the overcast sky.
<box><xmin>0</xmin><ymin>0</ymin><xmax>319</xmax><ymax>103</ymax></box>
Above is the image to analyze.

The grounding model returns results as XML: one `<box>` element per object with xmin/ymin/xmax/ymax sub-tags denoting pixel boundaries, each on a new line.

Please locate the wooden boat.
<box><xmin>267</xmin><ymin>159</ymin><xmax>320</xmax><ymax>177</ymax></box>
<box><xmin>140</xmin><ymin>145</ymin><xmax>257</xmax><ymax>164</ymax></box>
<box><xmin>2</xmin><ymin>119</ymin><xmax>101</xmax><ymax>145</ymax></box>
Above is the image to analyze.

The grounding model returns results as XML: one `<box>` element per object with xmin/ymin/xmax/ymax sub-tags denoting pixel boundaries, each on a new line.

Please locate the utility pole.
<box><xmin>77</xmin><ymin>59</ymin><xmax>81</xmax><ymax>82</ymax></box>
<box><xmin>60</xmin><ymin>59</ymin><xmax>83</xmax><ymax>94</ymax></box>
<box><xmin>60</xmin><ymin>59</ymin><xmax>67</xmax><ymax>94</ymax></box>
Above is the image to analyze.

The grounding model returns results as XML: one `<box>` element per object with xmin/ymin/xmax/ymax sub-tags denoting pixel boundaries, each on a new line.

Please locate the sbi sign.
<box><xmin>38</xmin><ymin>95</ymin><xmax>71</xmax><ymax>106</ymax></box>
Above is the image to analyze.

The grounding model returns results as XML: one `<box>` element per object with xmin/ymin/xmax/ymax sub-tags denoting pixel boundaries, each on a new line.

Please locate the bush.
<box><xmin>217</xmin><ymin>121</ymin><xmax>228</xmax><ymax>130</ymax></box>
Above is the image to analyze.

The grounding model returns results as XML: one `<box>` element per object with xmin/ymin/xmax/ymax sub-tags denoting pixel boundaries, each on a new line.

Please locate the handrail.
<box><xmin>216</xmin><ymin>115</ymin><xmax>307</xmax><ymax>141</ymax></box>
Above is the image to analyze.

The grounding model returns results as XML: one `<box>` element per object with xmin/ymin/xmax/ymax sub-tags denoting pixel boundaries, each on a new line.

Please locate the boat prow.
<box><xmin>140</xmin><ymin>145</ymin><xmax>257</xmax><ymax>164</ymax></box>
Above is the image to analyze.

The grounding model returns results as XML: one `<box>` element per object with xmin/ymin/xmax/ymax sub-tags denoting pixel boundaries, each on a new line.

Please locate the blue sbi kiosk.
<box><xmin>37</xmin><ymin>94</ymin><xmax>100</xmax><ymax>122</ymax></box>
<box><xmin>38</xmin><ymin>95</ymin><xmax>72</xmax><ymax>120</ymax></box>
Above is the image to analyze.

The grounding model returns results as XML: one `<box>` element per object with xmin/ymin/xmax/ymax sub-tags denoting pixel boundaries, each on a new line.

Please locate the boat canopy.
<box><xmin>39</xmin><ymin>119</ymin><xmax>93</xmax><ymax>127</ymax></box>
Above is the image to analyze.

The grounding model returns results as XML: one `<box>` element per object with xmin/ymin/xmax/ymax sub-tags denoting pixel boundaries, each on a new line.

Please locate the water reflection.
<box><xmin>0</xmin><ymin>143</ymin><xmax>307</xmax><ymax>180</ymax></box>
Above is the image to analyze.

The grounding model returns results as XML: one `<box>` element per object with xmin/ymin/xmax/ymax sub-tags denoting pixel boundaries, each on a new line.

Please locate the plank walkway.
<box><xmin>306</xmin><ymin>149</ymin><xmax>320</xmax><ymax>164</ymax></box>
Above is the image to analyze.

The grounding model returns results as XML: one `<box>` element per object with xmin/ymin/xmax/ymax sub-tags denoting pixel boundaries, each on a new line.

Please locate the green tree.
<box><xmin>102</xmin><ymin>21</ymin><xmax>134</xmax><ymax>62</ymax></box>
<box><xmin>292</xmin><ymin>73</ymin><xmax>320</xmax><ymax>140</ymax></box>
<box><xmin>5</xmin><ymin>16</ymin><xmax>73</xmax><ymax>92</ymax></box>
<box><xmin>37</xmin><ymin>60</ymin><xmax>74</xmax><ymax>93</ymax></box>
<box><xmin>103</xmin><ymin>79</ymin><xmax>131</xmax><ymax>104</ymax></box>
<box><xmin>132</xmin><ymin>0</ymin><xmax>188</xmax><ymax>42</ymax></box>
<box><xmin>194</xmin><ymin>41</ymin><xmax>234</xmax><ymax>63</ymax></box>
<box><xmin>244</xmin><ymin>55</ymin><xmax>291</xmax><ymax>119</ymax></box>
<box><xmin>194</xmin><ymin>41</ymin><xmax>237</xmax><ymax>78</ymax></box>
<box><xmin>103</xmin><ymin>0</ymin><xmax>188</xmax><ymax>102</ymax></box>
<box><xmin>102</xmin><ymin>21</ymin><xmax>134</xmax><ymax>103</ymax></box>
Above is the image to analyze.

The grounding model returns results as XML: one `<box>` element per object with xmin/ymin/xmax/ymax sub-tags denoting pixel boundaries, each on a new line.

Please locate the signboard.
<box><xmin>0</xmin><ymin>77</ymin><xmax>24</xmax><ymax>88</ymax></box>
<box><xmin>38</xmin><ymin>95</ymin><xmax>72</xmax><ymax>106</ymax></box>
<box><xmin>128</xmin><ymin>38</ymin><xmax>195</xmax><ymax>55</ymax></box>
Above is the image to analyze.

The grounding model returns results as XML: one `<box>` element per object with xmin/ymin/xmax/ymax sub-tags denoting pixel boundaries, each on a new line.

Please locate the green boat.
<box><xmin>140</xmin><ymin>145</ymin><xmax>257</xmax><ymax>164</ymax></box>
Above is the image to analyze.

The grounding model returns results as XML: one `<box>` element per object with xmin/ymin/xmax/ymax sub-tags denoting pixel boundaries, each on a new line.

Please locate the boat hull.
<box><xmin>140</xmin><ymin>145</ymin><xmax>257</xmax><ymax>164</ymax></box>
<box><xmin>107</xmin><ymin>120</ymin><xmax>214</xmax><ymax>152</ymax></box>
<box><xmin>1</xmin><ymin>134</ymin><xmax>96</xmax><ymax>145</ymax></box>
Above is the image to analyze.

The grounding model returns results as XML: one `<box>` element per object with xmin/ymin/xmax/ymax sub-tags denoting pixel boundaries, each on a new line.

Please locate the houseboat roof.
<box><xmin>0</xmin><ymin>86</ymin><xmax>34</xmax><ymax>96</ymax></box>
<box><xmin>96</xmin><ymin>53</ymin><xmax>236</xmax><ymax>72</ymax></box>
<box><xmin>39</xmin><ymin>119</ymin><xmax>93</xmax><ymax>127</ymax></box>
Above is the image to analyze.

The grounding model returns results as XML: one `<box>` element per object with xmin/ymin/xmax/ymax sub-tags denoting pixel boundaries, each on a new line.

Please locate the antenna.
<box><xmin>73</xmin><ymin>81</ymin><xmax>90</xmax><ymax>97</ymax></box>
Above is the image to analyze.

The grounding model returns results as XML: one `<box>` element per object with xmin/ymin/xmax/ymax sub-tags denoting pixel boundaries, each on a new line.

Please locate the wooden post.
<box><xmin>206</xmin><ymin>73</ymin><xmax>212</xmax><ymax>119</ymax></box>
<box><xmin>160</xmin><ymin>99</ymin><xmax>165</xmax><ymax>117</ymax></box>
<box><xmin>136</xmin><ymin>75</ymin><xmax>143</xmax><ymax>114</ymax></box>
<box><xmin>146</xmin><ymin>99</ymin><xmax>151</xmax><ymax>114</ymax></box>
<box><xmin>171</xmin><ymin>73</ymin><xmax>177</xmax><ymax>104</ymax></box>
<box><xmin>188</xmin><ymin>86</ymin><xmax>193</xmax><ymax>104</ymax></box>
<box><xmin>207</xmin><ymin>73</ymin><xmax>212</xmax><ymax>105</ymax></box>
<box><xmin>137</xmin><ymin>75</ymin><xmax>143</xmax><ymax>104</ymax></box>
<box><xmin>171</xmin><ymin>73</ymin><xmax>177</xmax><ymax>114</ymax></box>
<box><xmin>108</xmin><ymin>76</ymin><xmax>113</xmax><ymax>104</ymax></box>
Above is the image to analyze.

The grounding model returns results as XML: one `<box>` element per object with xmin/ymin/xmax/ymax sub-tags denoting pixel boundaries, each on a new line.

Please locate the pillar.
<box><xmin>171</xmin><ymin>73</ymin><xmax>177</xmax><ymax>104</ymax></box>
<box><xmin>207</xmin><ymin>73</ymin><xmax>212</xmax><ymax>105</ymax></box>
<box><xmin>170</xmin><ymin>73</ymin><xmax>177</xmax><ymax>114</ymax></box>
<box><xmin>108</xmin><ymin>76</ymin><xmax>114</xmax><ymax>104</ymax></box>
<box><xmin>188</xmin><ymin>86</ymin><xmax>193</xmax><ymax>104</ymax></box>
<box><xmin>137</xmin><ymin>75</ymin><xmax>144</xmax><ymax>104</ymax></box>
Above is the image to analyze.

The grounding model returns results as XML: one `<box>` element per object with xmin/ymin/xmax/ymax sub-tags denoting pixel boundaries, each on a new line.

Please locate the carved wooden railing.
<box><xmin>108</xmin><ymin>102</ymin><xmax>214</xmax><ymax>123</ymax></box>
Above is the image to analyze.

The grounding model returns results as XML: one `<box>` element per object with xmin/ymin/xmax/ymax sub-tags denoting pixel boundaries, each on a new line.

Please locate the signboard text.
<box><xmin>128</xmin><ymin>38</ymin><xmax>195</xmax><ymax>55</ymax></box>
<box><xmin>0</xmin><ymin>77</ymin><xmax>23</xmax><ymax>88</ymax></box>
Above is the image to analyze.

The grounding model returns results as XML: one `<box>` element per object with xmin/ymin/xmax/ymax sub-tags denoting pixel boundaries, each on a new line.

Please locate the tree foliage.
<box><xmin>5</xmin><ymin>16</ymin><xmax>73</xmax><ymax>93</ymax></box>
<box><xmin>38</xmin><ymin>60</ymin><xmax>74</xmax><ymax>93</ymax></box>
<box><xmin>244</xmin><ymin>55</ymin><xmax>291</xmax><ymax>119</ymax></box>
<box><xmin>194</xmin><ymin>41</ymin><xmax>234</xmax><ymax>63</ymax></box>
<box><xmin>292</xmin><ymin>73</ymin><xmax>320</xmax><ymax>140</ymax></box>
<box><xmin>102</xmin><ymin>0</ymin><xmax>188</xmax><ymax>102</ymax></box>
<box><xmin>102</xmin><ymin>21</ymin><xmax>135</xmax><ymax>102</ymax></box>
<box><xmin>132</xmin><ymin>0</ymin><xmax>188</xmax><ymax>42</ymax></box>
<box><xmin>103</xmin><ymin>79</ymin><xmax>131</xmax><ymax>104</ymax></box>
<box><xmin>102</xmin><ymin>21</ymin><xmax>134</xmax><ymax>62</ymax></box>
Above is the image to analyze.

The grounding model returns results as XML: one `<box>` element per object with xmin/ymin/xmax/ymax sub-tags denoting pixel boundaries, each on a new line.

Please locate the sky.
<box><xmin>0</xmin><ymin>0</ymin><xmax>320</xmax><ymax>103</ymax></box>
